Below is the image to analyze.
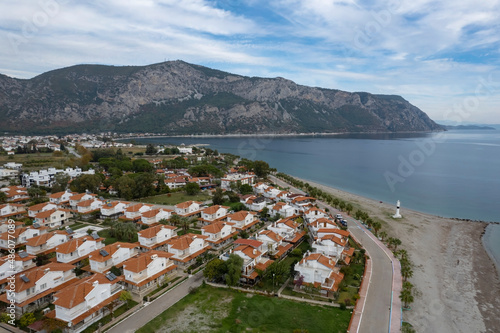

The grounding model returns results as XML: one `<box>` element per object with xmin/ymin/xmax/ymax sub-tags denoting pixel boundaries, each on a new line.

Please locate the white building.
<box><xmin>294</xmin><ymin>252</ymin><xmax>344</xmax><ymax>296</ymax></box>
<box><xmin>138</xmin><ymin>225</ymin><xmax>177</xmax><ymax>250</ymax></box>
<box><xmin>0</xmin><ymin>262</ymin><xmax>77</xmax><ymax>317</ymax></box>
<box><xmin>167</xmin><ymin>233</ymin><xmax>210</xmax><ymax>266</ymax></box>
<box><xmin>52</xmin><ymin>273</ymin><xmax>124</xmax><ymax>332</ymax></box>
<box><xmin>221</xmin><ymin>172</ymin><xmax>256</xmax><ymax>190</ymax></box>
<box><xmin>21</xmin><ymin>167</ymin><xmax>95</xmax><ymax>187</ymax></box>
<box><xmin>226</xmin><ymin>211</ymin><xmax>258</xmax><ymax>230</ymax></box>
<box><xmin>140</xmin><ymin>208</ymin><xmax>173</xmax><ymax>226</ymax></box>
<box><xmin>200</xmin><ymin>205</ymin><xmax>229</xmax><ymax>224</ymax></box>
<box><xmin>201</xmin><ymin>221</ymin><xmax>237</xmax><ymax>249</ymax></box>
<box><xmin>174</xmin><ymin>201</ymin><xmax>202</xmax><ymax>217</ymax></box>
<box><xmin>55</xmin><ymin>235</ymin><xmax>105</xmax><ymax>264</ymax></box>
<box><xmin>33</xmin><ymin>208</ymin><xmax>72</xmax><ymax>228</ymax></box>
<box><xmin>123</xmin><ymin>203</ymin><xmax>154</xmax><ymax>222</ymax></box>
<box><xmin>123</xmin><ymin>251</ymin><xmax>177</xmax><ymax>296</ymax></box>
<box><xmin>88</xmin><ymin>242</ymin><xmax>140</xmax><ymax>273</ymax></box>
<box><xmin>100</xmin><ymin>201</ymin><xmax>130</xmax><ymax>219</ymax></box>
<box><xmin>0</xmin><ymin>252</ymin><xmax>36</xmax><ymax>290</ymax></box>
<box><xmin>25</xmin><ymin>231</ymin><xmax>71</xmax><ymax>255</ymax></box>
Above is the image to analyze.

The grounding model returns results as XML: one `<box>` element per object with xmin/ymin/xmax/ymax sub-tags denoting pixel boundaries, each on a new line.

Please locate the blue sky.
<box><xmin>1</xmin><ymin>0</ymin><xmax>499</xmax><ymax>123</ymax></box>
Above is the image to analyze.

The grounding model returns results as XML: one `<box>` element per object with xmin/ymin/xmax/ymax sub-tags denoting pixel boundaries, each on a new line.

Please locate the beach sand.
<box><xmin>296</xmin><ymin>178</ymin><xmax>500</xmax><ymax>333</ymax></box>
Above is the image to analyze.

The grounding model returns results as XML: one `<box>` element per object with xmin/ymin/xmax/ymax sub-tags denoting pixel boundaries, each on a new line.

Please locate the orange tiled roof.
<box><xmin>201</xmin><ymin>221</ymin><xmax>227</xmax><ymax>234</ymax></box>
<box><xmin>7</xmin><ymin>262</ymin><xmax>74</xmax><ymax>292</ymax></box>
<box><xmin>55</xmin><ymin>236</ymin><xmax>100</xmax><ymax>254</ymax></box>
<box><xmin>88</xmin><ymin>242</ymin><xmax>137</xmax><ymax>262</ymax></box>
<box><xmin>259</xmin><ymin>230</ymin><xmax>283</xmax><ymax>243</ymax></box>
<box><xmin>122</xmin><ymin>251</ymin><xmax>173</xmax><ymax>273</ymax></box>
<box><xmin>28</xmin><ymin>202</ymin><xmax>53</xmax><ymax>212</ymax></box>
<box><xmin>227</xmin><ymin>211</ymin><xmax>255</xmax><ymax>221</ymax></box>
<box><xmin>25</xmin><ymin>232</ymin><xmax>58</xmax><ymax>247</ymax></box>
<box><xmin>169</xmin><ymin>233</ymin><xmax>207</xmax><ymax>250</ymax></box>
<box><xmin>234</xmin><ymin>245</ymin><xmax>261</xmax><ymax>259</ymax></box>
<box><xmin>34</xmin><ymin>209</ymin><xmax>58</xmax><ymax>219</ymax></box>
<box><xmin>233</xmin><ymin>238</ymin><xmax>263</xmax><ymax>248</ymax></box>
<box><xmin>138</xmin><ymin>224</ymin><xmax>176</xmax><ymax>239</ymax></box>
<box><xmin>202</xmin><ymin>205</ymin><xmax>229</xmax><ymax>215</ymax></box>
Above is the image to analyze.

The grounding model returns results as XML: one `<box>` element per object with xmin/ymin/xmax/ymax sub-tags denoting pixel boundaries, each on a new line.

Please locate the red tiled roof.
<box><xmin>122</xmin><ymin>251</ymin><xmax>173</xmax><ymax>273</ymax></box>
<box><xmin>233</xmin><ymin>238</ymin><xmax>263</xmax><ymax>248</ymax></box>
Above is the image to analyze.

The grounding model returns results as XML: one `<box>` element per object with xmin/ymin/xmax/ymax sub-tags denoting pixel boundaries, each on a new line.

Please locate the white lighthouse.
<box><xmin>393</xmin><ymin>200</ymin><xmax>402</xmax><ymax>218</ymax></box>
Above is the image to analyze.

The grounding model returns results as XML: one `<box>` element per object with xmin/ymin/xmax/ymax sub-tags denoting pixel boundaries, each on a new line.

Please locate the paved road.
<box><xmin>106</xmin><ymin>271</ymin><xmax>205</xmax><ymax>333</ymax></box>
<box><xmin>270</xmin><ymin>175</ymin><xmax>397</xmax><ymax>333</ymax></box>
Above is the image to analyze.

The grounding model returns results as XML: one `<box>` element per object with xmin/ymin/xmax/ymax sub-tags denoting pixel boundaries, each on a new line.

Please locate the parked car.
<box><xmin>335</xmin><ymin>214</ymin><xmax>343</xmax><ymax>219</ymax></box>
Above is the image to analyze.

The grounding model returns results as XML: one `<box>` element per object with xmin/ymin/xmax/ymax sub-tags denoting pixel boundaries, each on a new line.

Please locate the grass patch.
<box><xmin>140</xmin><ymin>192</ymin><xmax>211</xmax><ymax>205</ymax></box>
<box><xmin>137</xmin><ymin>284</ymin><xmax>350</xmax><ymax>333</ymax></box>
<box><xmin>177</xmin><ymin>228</ymin><xmax>201</xmax><ymax>236</ymax></box>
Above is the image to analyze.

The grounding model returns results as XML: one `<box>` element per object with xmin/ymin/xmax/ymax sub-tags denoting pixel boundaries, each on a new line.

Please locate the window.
<box><xmin>40</xmin><ymin>283</ymin><xmax>47</xmax><ymax>289</ymax></box>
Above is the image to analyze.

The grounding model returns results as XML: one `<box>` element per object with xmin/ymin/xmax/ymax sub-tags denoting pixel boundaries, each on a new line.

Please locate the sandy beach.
<box><xmin>295</xmin><ymin>177</ymin><xmax>500</xmax><ymax>333</ymax></box>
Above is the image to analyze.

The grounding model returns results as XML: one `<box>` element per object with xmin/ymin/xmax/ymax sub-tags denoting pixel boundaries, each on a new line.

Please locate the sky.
<box><xmin>1</xmin><ymin>0</ymin><xmax>500</xmax><ymax>124</ymax></box>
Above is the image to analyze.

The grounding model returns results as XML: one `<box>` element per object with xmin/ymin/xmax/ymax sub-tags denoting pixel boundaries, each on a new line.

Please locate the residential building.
<box><xmin>223</xmin><ymin>240</ymin><xmax>273</xmax><ymax>283</ymax></box>
<box><xmin>199</xmin><ymin>205</ymin><xmax>229</xmax><ymax>224</ymax></box>
<box><xmin>0</xmin><ymin>203</ymin><xmax>26</xmax><ymax>221</ymax></box>
<box><xmin>27</xmin><ymin>202</ymin><xmax>58</xmax><ymax>218</ymax></box>
<box><xmin>55</xmin><ymin>235</ymin><xmax>105</xmax><ymax>264</ymax></box>
<box><xmin>100</xmin><ymin>201</ymin><xmax>130</xmax><ymax>219</ymax></box>
<box><xmin>138</xmin><ymin>225</ymin><xmax>177</xmax><ymax>250</ymax></box>
<box><xmin>0</xmin><ymin>251</ymin><xmax>36</xmax><ymax>290</ymax></box>
<box><xmin>240</xmin><ymin>195</ymin><xmax>267</xmax><ymax>212</ymax></box>
<box><xmin>122</xmin><ymin>251</ymin><xmax>177</xmax><ymax>296</ymax></box>
<box><xmin>0</xmin><ymin>186</ymin><xmax>29</xmax><ymax>203</ymax></box>
<box><xmin>201</xmin><ymin>221</ymin><xmax>237</xmax><ymax>249</ymax></box>
<box><xmin>174</xmin><ymin>201</ymin><xmax>202</xmax><ymax>217</ymax></box>
<box><xmin>268</xmin><ymin>202</ymin><xmax>298</xmax><ymax>218</ymax></box>
<box><xmin>49</xmin><ymin>190</ymin><xmax>76</xmax><ymax>205</ymax></box>
<box><xmin>0</xmin><ymin>226</ymin><xmax>48</xmax><ymax>250</ymax></box>
<box><xmin>268</xmin><ymin>219</ymin><xmax>306</xmax><ymax>244</ymax></box>
<box><xmin>294</xmin><ymin>252</ymin><xmax>344</xmax><ymax>297</ymax></box>
<box><xmin>69</xmin><ymin>192</ymin><xmax>96</xmax><ymax>210</ymax></box>
<box><xmin>123</xmin><ymin>203</ymin><xmax>154</xmax><ymax>222</ymax></box>
<box><xmin>25</xmin><ymin>231</ymin><xmax>70</xmax><ymax>255</ymax></box>
<box><xmin>256</xmin><ymin>229</ymin><xmax>293</xmax><ymax>259</ymax></box>
<box><xmin>88</xmin><ymin>242</ymin><xmax>140</xmax><ymax>273</ymax></box>
<box><xmin>140</xmin><ymin>208</ymin><xmax>173</xmax><ymax>226</ymax></box>
<box><xmin>221</xmin><ymin>172</ymin><xmax>256</xmax><ymax>190</ymax></box>
<box><xmin>167</xmin><ymin>233</ymin><xmax>210</xmax><ymax>266</ymax></box>
<box><xmin>226</xmin><ymin>211</ymin><xmax>258</xmax><ymax>230</ymax></box>
<box><xmin>0</xmin><ymin>262</ymin><xmax>77</xmax><ymax>317</ymax></box>
<box><xmin>304</xmin><ymin>207</ymin><xmax>329</xmax><ymax>222</ymax></box>
<box><xmin>33</xmin><ymin>208</ymin><xmax>72</xmax><ymax>228</ymax></box>
<box><xmin>50</xmin><ymin>273</ymin><xmax>124</xmax><ymax>332</ymax></box>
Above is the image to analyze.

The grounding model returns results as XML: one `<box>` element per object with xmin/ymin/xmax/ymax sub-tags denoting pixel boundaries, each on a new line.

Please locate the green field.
<box><xmin>137</xmin><ymin>284</ymin><xmax>351</xmax><ymax>333</ymax></box>
<box><xmin>141</xmin><ymin>192</ymin><xmax>211</xmax><ymax>205</ymax></box>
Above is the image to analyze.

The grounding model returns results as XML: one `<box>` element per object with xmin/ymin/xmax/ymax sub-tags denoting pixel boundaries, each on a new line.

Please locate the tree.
<box><xmin>400</xmin><ymin>288</ymin><xmax>414</xmax><ymax>308</ymax></box>
<box><xmin>132</xmin><ymin>159</ymin><xmax>153</xmax><ymax>173</ymax></box>
<box><xmin>212</xmin><ymin>188</ymin><xmax>225</xmax><ymax>205</ymax></box>
<box><xmin>372</xmin><ymin>221</ymin><xmax>382</xmax><ymax>236</ymax></box>
<box><xmin>203</xmin><ymin>258</ymin><xmax>227</xmax><ymax>282</ymax></box>
<box><xmin>239</xmin><ymin>184</ymin><xmax>253</xmax><ymax>195</ymax></box>
<box><xmin>19</xmin><ymin>312</ymin><xmax>36</xmax><ymax>327</ymax></box>
<box><xmin>392</xmin><ymin>238</ymin><xmax>402</xmax><ymax>251</ymax></box>
<box><xmin>379</xmin><ymin>231</ymin><xmax>388</xmax><ymax>241</ymax></box>
<box><xmin>70</xmin><ymin>174</ymin><xmax>101</xmax><ymax>193</ymax></box>
<box><xmin>0</xmin><ymin>191</ymin><xmax>7</xmax><ymax>203</ymax></box>
<box><xmin>133</xmin><ymin>172</ymin><xmax>155</xmax><ymax>198</ymax></box>
<box><xmin>169</xmin><ymin>214</ymin><xmax>182</xmax><ymax>227</ymax></box>
<box><xmin>254</xmin><ymin>160</ymin><xmax>270</xmax><ymax>178</ymax></box>
<box><xmin>42</xmin><ymin>317</ymin><xmax>67</xmax><ymax>331</ymax></box>
<box><xmin>115</xmin><ymin>176</ymin><xmax>136</xmax><ymax>200</ymax></box>
<box><xmin>294</xmin><ymin>275</ymin><xmax>305</xmax><ymax>289</ymax></box>
<box><xmin>0</xmin><ymin>313</ymin><xmax>10</xmax><ymax>323</ymax></box>
<box><xmin>110</xmin><ymin>266</ymin><xmax>122</xmax><ymax>277</ymax></box>
<box><xmin>145</xmin><ymin>144</ymin><xmax>156</xmax><ymax>155</ymax></box>
<box><xmin>119</xmin><ymin>290</ymin><xmax>133</xmax><ymax>309</ymax></box>
<box><xmin>52</xmin><ymin>173</ymin><xmax>71</xmax><ymax>192</ymax></box>
<box><xmin>225</xmin><ymin>254</ymin><xmax>244</xmax><ymax>286</ymax></box>
<box><xmin>345</xmin><ymin>203</ymin><xmax>353</xmax><ymax>215</ymax></box>
<box><xmin>401</xmin><ymin>265</ymin><xmax>413</xmax><ymax>281</ymax></box>
<box><xmin>185</xmin><ymin>182</ymin><xmax>200</xmax><ymax>196</ymax></box>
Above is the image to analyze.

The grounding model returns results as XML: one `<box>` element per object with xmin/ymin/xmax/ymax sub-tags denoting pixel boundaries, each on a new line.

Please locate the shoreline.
<box><xmin>482</xmin><ymin>224</ymin><xmax>500</xmax><ymax>278</ymax></box>
<box><xmin>113</xmin><ymin>129</ymin><xmax>443</xmax><ymax>141</ymax></box>
<box><xmin>285</xmin><ymin>175</ymin><xmax>500</xmax><ymax>332</ymax></box>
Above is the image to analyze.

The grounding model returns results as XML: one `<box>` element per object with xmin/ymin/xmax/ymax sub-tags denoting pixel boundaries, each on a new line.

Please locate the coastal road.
<box><xmin>270</xmin><ymin>175</ymin><xmax>400</xmax><ymax>333</ymax></box>
<box><xmin>106</xmin><ymin>271</ymin><xmax>204</xmax><ymax>333</ymax></box>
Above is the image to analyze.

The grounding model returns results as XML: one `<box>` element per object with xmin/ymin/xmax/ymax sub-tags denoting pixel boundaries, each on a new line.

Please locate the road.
<box><xmin>106</xmin><ymin>271</ymin><xmax>205</xmax><ymax>333</ymax></box>
<box><xmin>270</xmin><ymin>175</ymin><xmax>399</xmax><ymax>333</ymax></box>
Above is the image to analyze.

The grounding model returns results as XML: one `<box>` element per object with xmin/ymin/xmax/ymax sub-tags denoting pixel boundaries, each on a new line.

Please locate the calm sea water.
<box><xmin>131</xmin><ymin>129</ymin><xmax>500</xmax><ymax>266</ymax></box>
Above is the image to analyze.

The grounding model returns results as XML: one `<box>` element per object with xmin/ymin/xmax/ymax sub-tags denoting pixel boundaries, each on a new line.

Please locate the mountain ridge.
<box><xmin>0</xmin><ymin>60</ymin><xmax>443</xmax><ymax>135</ymax></box>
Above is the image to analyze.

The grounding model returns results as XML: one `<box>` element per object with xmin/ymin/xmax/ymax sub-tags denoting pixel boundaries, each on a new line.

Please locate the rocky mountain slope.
<box><xmin>0</xmin><ymin>61</ymin><xmax>442</xmax><ymax>134</ymax></box>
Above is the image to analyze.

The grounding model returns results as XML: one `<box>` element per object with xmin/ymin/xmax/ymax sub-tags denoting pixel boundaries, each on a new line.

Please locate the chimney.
<box><xmin>44</xmin><ymin>268</ymin><xmax>50</xmax><ymax>274</ymax></box>
<box><xmin>93</xmin><ymin>280</ymin><xmax>99</xmax><ymax>287</ymax></box>
<box><xmin>253</xmin><ymin>249</ymin><xmax>257</xmax><ymax>255</ymax></box>
<box><xmin>117</xmin><ymin>244</ymin><xmax>121</xmax><ymax>248</ymax></box>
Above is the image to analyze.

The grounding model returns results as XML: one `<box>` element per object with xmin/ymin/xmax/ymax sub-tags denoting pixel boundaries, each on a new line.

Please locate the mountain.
<box><xmin>440</xmin><ymin>124</ymin><xmax>496</xmax><ymax>130</ymax></box>
<box><xmin>0</xmin><ymin>61</ymin><xmax>442</xmax><ymax>135</ymax></box>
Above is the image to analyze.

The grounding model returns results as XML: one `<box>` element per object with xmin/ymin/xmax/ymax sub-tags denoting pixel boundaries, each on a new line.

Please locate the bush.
<box><xmin>339</xmin><ymin>303</ymin><xmax>347</xmax><ymax>310</ymax></box>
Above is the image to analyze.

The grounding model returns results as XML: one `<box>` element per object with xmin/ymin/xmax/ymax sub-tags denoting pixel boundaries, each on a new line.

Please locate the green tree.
<box><xmin>400</xmin><ymin>288</ymin><xmax>414</xmax><ymax>308</ymax></box>
<box><xmin>133</xmin><ymin>172</ymin><xmax>155</xmax><ymax>198</ymax></box>
<box><xmin>212</xmin><ymin>188</ymin><xmax>225</xmax><ymax>205</ymax></box>
<box><xmin>132</xmin><ymin>159</ymin><xmax>153</xmax><ymax>173</ymax></box>
<box><xmin>0</xmin><ymin>313</ymin><xmax>10</xmax><ymax>323</ymax></box>
<box><xmin>185</xmin><ymin>182</ymin><xmax>200</xmax><ymax>196</ymax></box>
<box><xmin>115</xmin><ymin>176</ymin><xmax>136</xmax><ymax>200</ymax></box>
<box><xmin>19</xmin><ymin>312</ymin><xmax>36</xmax><ymax>328</ymax></box>
<box><xmin>401</xmin><ymin>265</ymin><xmax>413</xmax><ymax>281</ymax></box>
<box><xmin>372</xmin><ymin>221</ymin><xmax>382</xmax><ymax>236</ymax></box>
<box><xmin>119</xmin><ymin>290</ymin><xmax>133</xmax><ymax>309</ymax></box>
<box><xmin>51</xmin><ymin>173</ymin><xmax>71</xmax><ymax>192</ymax></box>
<box><xmin>70</xmin><ymin>174</ymin><xmax>101</xmax><ymax>193</ymax></box>
<box><xmin>254</xmin><ymin>160</ymin><xmax>270</xmax><ymax>178</ymax></box>
<box><xmin>345</xmin><ymin>203</ymin><xmax>353</xmax><ymax>215</ymax></box>
<box><xmin>145</xmin><ymin>144</ymin><xmax>156</xmax><ymax>155</ymax></box>
<box><xmin>239</xmin><ymin>184</ymin><xmax>253</xmax><ymax>195</ymax></box>
<box><xmin>0</xmin><ymin>191</ymin><xmax>7</xmax><ymax>203</ymax></box>
<box><xmin>225</xmin><ymin>254</ymin><xmax>244</xmax><ymax>286</ymax></box>
<box><xmin>110</xmin><ymin>266</ymin><xmax>122</xmax><ymax>276</ymax></box>
<box><xmin>203</xmin><ymin>258</ymin><xmax>227</xmax><ymax>282</ymax></box>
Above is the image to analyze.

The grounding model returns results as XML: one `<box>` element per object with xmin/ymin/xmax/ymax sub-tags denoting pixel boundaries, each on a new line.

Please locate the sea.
<box><xmin>129</xmin><ymin>128</ymin><xmax>500</xmax><ymax>271</ymax></box>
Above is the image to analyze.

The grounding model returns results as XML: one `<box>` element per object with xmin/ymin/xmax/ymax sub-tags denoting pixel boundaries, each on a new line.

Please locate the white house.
<box><xmin>253</xmin><ymin>182</ymin><xmax>269</xmax><ymax>194</ymax></box>
<box><xmin>304</xmin><ymin>207</ymin><xmax>329</xmax><ymax>222</ymax></box>
<box><xmin>0</xmin><ymin>251</ymin><xmax>36</xmax><ymax>290</ymax></box>
<box><xmin>51</xmin><ymin>273</ymin><xmax>124</xmax><ymax>332</ymax></box>
<box><xmin>240</xmin><ymin>195</ymin><xmax>267</xmax><ymax>212</ymax></box>
<box><xmin>226</xmin><ymin>211</ymin><xmax>258</xmax><ymax>230</ymax></box>
<box><xmin>312</xmin><ymin>234</ymin><xmax>348</xmax><ymax>259</ymax></box>
<box><xmin>268</xmin><ymin>219</ymin><xmax>306</xmax><ymax>244</ymax></box>
<box><xmin>0</xmin><ymin>186</ymin><xmax>29</xmax><ymax>202</ymax></box>
<box><xmin>200</xmin><ymin>205</ymin><xmax>229</xmax><ymax>224</ymax></box>
<box><xmin>0</xmin><ymin>262</ymin><xmax>77</xmax><ymax>317</ymax></box>
<box><xmin>225</xmin><ymin>240</ymin><xmax>273</xmax><ymax>283</ymax></box>
<box><xmin>76</xmin><ymin>198</ymin><xmax>103</xmax><ymax>214</ymax></box>
<box><xmin>49</xmin><ymin>190</ymin><xmax>76</xmax><ymax>205</ymax></box>
<box><xmin>0</xmin><ymin>168</ymin><xmax>19</xmax><ymax>178</ymax></box>
<box><xmin>262</xmin><ymin>186</ymin><xmax>282</xmax><ymax>199</ymax></box>
<box><xmin>140</xmin><ymin>208</ymin><xmax>173</xmax><ymax>226</ymax></box>
<box><xmin>0</xmin><ymin>226</ymin><xmax>48</xmax><ymax>250</ymax></box>
<box><xmin>294</xmin><ymin>252</ymin><xmax>344</xmax><ymax>296</ymax></box>
<box><xmin>69</xmin><ymin>192</ymin><xmax>96</xmax><ymax>209</ymax></box>
<box><xmin>33</xmin><ymin>208</ymin><xmax>72</xmax><ymax>228</ymax></box>
<box><xmin>201</xmin><ymin>222</ymin><xmax>237</xmax><ymax>249</ymax></box>
<box><xmin>88</xmin><ymin>242</ymin><xmax>140</xmax><ymax>273</ymax></box>
<box><xmin>269</xmin><ymin>202</ymin><xmax>298</xmax><ymax>219</ymax></box>
<box><xmin>221</xmin><ymin>172</ymin><xmax>256</xmax><ymax>190</ymax></box>
<box><xmin>0</xmin><ymin>203</ymin><xmax>26</xmax><ymax>222</ymax></box>
<box><xmin>123</xmin><ymin>203</ymin><xmax>154</xmax><ymax>221</ymax></box>
<box><xmin>55</xmin><ymin>235</ymin><xmax>105</xmax><ymax>264</ymax></box>
<box><xmin>25</xmin><ymin>231</ymin><xmax>71</xmax><ymax>255</ymax></box>
<box><xmin>167</xmin><ymin>233</ymin><xmax>210</xmax><ymax>266</ymax></box>
<box><xmin>256</xmin><ymin>230</ymin><xmax>292</xmax><ymax>259</ymax></box>
<box><xmin>174</xmin><ymin>201</ymin><xmax>202</xmax><ymax>217</ymax></box>
<box><xmin>138</xmin><ymin>225</ymin><xmax>177</xmax><ymax>250</ymax></box>
<box><xmin>27</xmin><ymin>202</ymin><xmax>58</xmax><ymax>218</ymax></box>
<box><xmin>122</xmin><ymin>251</ymin><xmax>177</xmax><ymax>296</ymax></box>
<box><xmin>100</xmin><ymin>201</ymin><xmax>130</xmax><ymax>219</ymax></box>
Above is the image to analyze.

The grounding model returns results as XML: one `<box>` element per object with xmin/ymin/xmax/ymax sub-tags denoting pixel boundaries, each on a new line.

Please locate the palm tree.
<box><xmin>401</xmin><ymin>265</ymin><xmax>413</xmax><ymax>281</ymax></box>
<box><xmin>338</xmin><ymin>201</ymin><xmax>346</xmax><ymax>212</ymax></box>
<box><xmin>399</xmin><ymin>288</ymin><xmax>414</xmax><ymax>308</ymax></box>
<box><xmin>372</xmin><ymin>221</ymin><xmax>382</xmax><ymax>235</ymax></box>
<box><xmin>169</xmin><ymin>214</ymin><xmax>182</xmax><ymax>227</ymax></box>
<box><xmin>345</xmin><ymin>203</ymin><xmax>353</xmax><ymax>215</ymax></box>
<box><xmin>379</xmin><ymin>231</ymin><xmax>387</xmax><ymax>241</ymax></box>
<box><xmin>393</xmin><ymin>238</ymin><xmax>402</xmax><ymax>251</ymax></box>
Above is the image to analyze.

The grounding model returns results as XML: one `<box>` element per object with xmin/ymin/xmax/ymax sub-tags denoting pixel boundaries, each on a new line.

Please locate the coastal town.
<box><xmin>0</xmin><ymin>134</ymin><xmax>408</xmax><ymax>333</ymax></box>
